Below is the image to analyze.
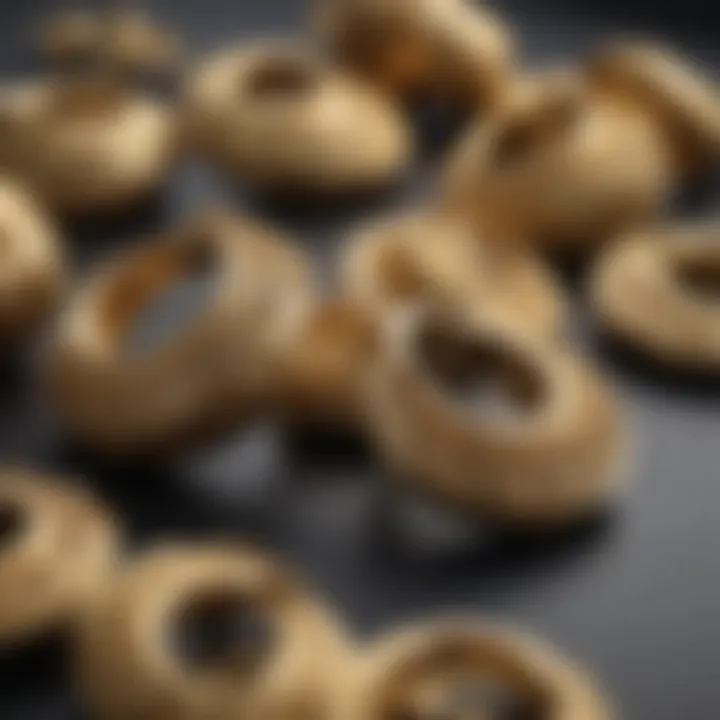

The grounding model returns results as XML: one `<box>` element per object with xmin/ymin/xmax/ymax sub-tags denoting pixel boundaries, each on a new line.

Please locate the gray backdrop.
<box><xmin>0</xmin><ymin>1</ymin><xmax>718</xmax><ymax>718</ymax></box>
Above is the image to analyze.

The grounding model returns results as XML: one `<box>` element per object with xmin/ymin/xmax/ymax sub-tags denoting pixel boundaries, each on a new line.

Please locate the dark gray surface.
<box><xmin>1</xmin><ymin>1</ymin><xmax>719</xmax><ymax>718</ymax></box>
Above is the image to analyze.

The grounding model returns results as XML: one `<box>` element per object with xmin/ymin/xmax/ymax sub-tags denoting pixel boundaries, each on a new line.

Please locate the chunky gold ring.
<box><xmin>47</xmin><ymin>210</ymin><xmax>313</xmax><ymax>454</ymax></box>
<box><xmin>312</xmin><ymin>0</ymin><xmax>514</xmax><ymax>110</ymax></box>
<box><xmin>0</xmin><ymin>469</ymin><xmax>119</xmax><ymax>647</ymax></box>
<box><xmin>586</xmin><ymin>40</ymin><xmax>720</xmax><ymax>175</ymax></box>
<box><xmin>441</xmin><ymin>65</ymin><xmax>679</xmax><ymax>253</ymax></box>
<box><xmin>0</xmin><ymin>77</ymin><xmax>176</xmax><ymax>217</ymax></box>
<box><xmin>340</xmin><ymin>212</ymin><xmax>567</xmax><ymax>340</ymax></box>
<box><xmin>365</xmin><ymin>307</ymin><xmax>623</xmax><ymax>525</ymax></box>
<box><xmin>184</xmin><ymin>41</ymin><xmax>412</xmax><ymax>195</ymax></box>
<box><xmin>335</xmin><ymin>619</ymin><xmax>611</xmax><ymax>720</ymax></box>
<box><xmin>36</xmin><ymin>10</ymin><xmax>101</xmax><ymax>67</ymax></box>
<box><xmin>100</xmin><ymin>8</ymin><xmax>183</xmax><ymax>78</ymax></box>
<box><xmin>37</xmin><ymin>7</ymin><xmax>182</xmax><ymax>78</ymax></box>
<box><xmin>591</xmin><ymin>222</ymin><xmax>720</xmax><ymax>371</ymax></box>
<box><xmin>0</xmin><ymin>177</ymin><xmax>64</xmax><ymax>341</ymax></box>
<box><xmin>77</xmin><ymin>543</ymin><xmax>350</xmax><ymax>720</ymax></box>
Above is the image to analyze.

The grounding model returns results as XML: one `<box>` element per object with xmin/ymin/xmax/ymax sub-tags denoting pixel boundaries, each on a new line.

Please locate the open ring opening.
<box><xmin>167</xmin><ymin>585</ymin><xmax>277</xmax><ymax>678</ymax></box>
<box><xmin>416</xmin><ymin>320</ymin><xmax>547</xmax><ymax>425</ymax></box>
<box><xmin>379</xmin><ymin>637</ymin><xmax>553</xmax><ymax>720</ymax></box>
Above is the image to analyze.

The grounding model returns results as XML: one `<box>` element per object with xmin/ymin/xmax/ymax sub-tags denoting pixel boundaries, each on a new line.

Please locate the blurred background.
<box><xmin>0</xmin><ymin>1</ymin><xmax>718</xmax><ymax>719</ymax></box>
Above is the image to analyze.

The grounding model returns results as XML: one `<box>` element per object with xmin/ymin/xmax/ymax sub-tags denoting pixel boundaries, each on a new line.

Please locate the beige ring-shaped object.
<box><xmin>585</xmin><ymin>40</ymin><xmax>720</xmax><ymax>174</ymax></box>
<box><xmin>36</xmin><ymin>10</ymin><xmax>101</xmax><ymax>66</ymax></box>
<box><xmin>184</xmin><ymin>41</ymin><xmax>412</xmax><ymax>195</ymax></box>
<box><xmin>0</xmin><ymin>468</ymin><xmax>119</xmax><ymax>648</ymax></box>
<box><xmin>441</xmin><ymin>64</ymin><xmax>682</xmax><ymax>253</ymax></box>
<box><xmin>365</xmin><ymin>307</ymin><xmax>623</xmax><ymax>525</ymax></box>
<box><xmin>339</xmin><ymin>212</ymin><xmax>568</xmax><ymax>340</ymax></box>
<box><xmin>37</xmin><ymin>8</ymin><xmax>182</xmax><ymax>77</ymax></box>
<box><xmin>590</xmin><ymin>223</ymin><xmax>720</xmax><ymax>372</ymax></box>
<box><xmin>47</xmin><ymin>209</ymin><xmax>314</xmax><ymax>455</ymax></box>
<box><xmin>312</xmin><ymin>0</ymin><xmax>514</xmax><ymax>110</ymax></box>
<box><xmin>100</xmin><ymin>8</ymin><xmax>183</xmax><ymax>78</ymax></box>
<box><xmin>335</xmin><ymin>619</ymin><xmax>611</xmax><ymax>720</ymax></box>
<box><xmin>77</xmin><ymin>543</ymin><xmax>350</xmax><ymax>720</ymax></box>
<box><xmin>0</xmin><ymin>77</ymin><xmax>176</xmax><ymax>217</ymax></box>
<box><xmin>0</xmin><ymin>177</ymin><xmax>64</xmax><ymax>341</ymax></box>
<box><xmin>274</xmin><ymin>299</ymin><xmax>379</xmax><ymax>428</ymax></box>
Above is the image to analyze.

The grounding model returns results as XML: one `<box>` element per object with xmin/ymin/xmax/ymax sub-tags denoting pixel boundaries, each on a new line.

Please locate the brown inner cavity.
<box><xmin>417</xmin><ymin>321</ymin><xmax>546</xmax><ymax>423</ymax></box>
<box><xmin>492</xmin><ymin>92</ymin><xmax>581</xmax><ymax>167</ymax></box>
<box><xmin>384</xmin><ymin>643</ymin><xmax>551</xmax><ymax>720</ymax></box>
<box><xmin>675</xmin><ymin>255</ymin><xmax>720</xmax><ymax>303</ymax></box>
<box><xmin>245</xmin><ymin>57</ymin><xmax>319</xmax><ymax>99</ymax></box>
<box><xmin>0</xmin><ymin>502</ymin><xmax>26</xmax><ymax>550</ymax></box>
<box><xmin>169</xmin><ymin>587</ymin><xmax>277</xmax><ymax>677</ymax></box>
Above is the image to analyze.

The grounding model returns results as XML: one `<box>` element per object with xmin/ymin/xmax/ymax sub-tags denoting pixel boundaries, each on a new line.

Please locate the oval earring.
<box><xmin>184</xmin><ymin>41</ymin><xmax>412</xmax><ymax>197</ymax></box>
<box><xmin>339</xmin><ymin>212</ymin><xmax>567</xmax><ymax>340</ymax></box>
<box><xmin>441</xmin><ymin>43</ymin><xmax>719</xmax><ymax>255</ymax></box>
<box><xmin>77</xmin><ymin>543</ymin><xmax>351</xmax><ymax>720</ymax></box>
<box><xmin>47</xmin><ymin>209</ymin><xmax>314</xmax><ymax>455</ymax></box>
<box><xmin>0</xmin><ymin>75</ymin><xmax>178</xmax><ymax>217</ymax></box>
<box><xmin>0</xmin><ymin>469</ymin><xmax>120</xmax><ymax>649</ymax></box>
<box><xmin>312</xmin><ymin>0</ymin><xmax>515</xmax><ymax>112</ymax></box>
<box><xmin>365</xmin><ymin>306</ymin><xmax>624</xmax><ymax>526</ymax></box>
<box><xmin>336</xmin><ymin>619</ymin><xmax>613</xmax><ymax>720</ymax></box>
<box><xmin>591</xmin><ymin>222</ymin><xmax>720</xmax><ymax>372</ymax></box>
